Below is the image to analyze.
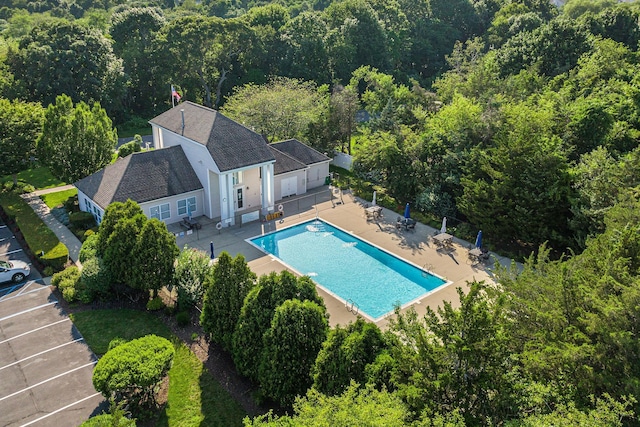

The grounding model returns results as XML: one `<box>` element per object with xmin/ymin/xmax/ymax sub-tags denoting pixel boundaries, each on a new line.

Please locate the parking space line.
<box><xmin>0</xmin><ymin>283</ymin><xmax>23</xmax><ymax>298</ymax></box>
<box><xmin>16</xmin><ymin>280</ymin><xmax>40</xmax><ymax>296</ymax></box>
<box><xmin>0</xmin><ymin>225</ymin><xmax>6</xmax><ymax>228</ymax></box>
<box><xmin>0</xmin><ymin>249</ymin><xmax>23</xmax><ymax>256</ymax></box>
<box><xmin>0</xmin><ymin>362</ymin><xmax>96</xmax><ymax>402</ymax></box>
<box><xmin>0</xmin><ymin>285</ymin><xmax>51</xmax><ymax>302</ymax></box>
<box><xmin>0</xmin><ymin>302</ymin><xmax>57</xmax><ymax>323</ymax></box>
<box><xmin>0</xmin><ymin>318</ymin><xmax>70</xmax><ymax>345</ymax></box>
<box><xmin>20</xmin><ymin>392</ymin><xmax>103</xmax><ymax>427</ymax></box>
<box><xmin>0</xmin><ymin>338</ymin><xmax>85</xmax><ymax>371</ymax></box>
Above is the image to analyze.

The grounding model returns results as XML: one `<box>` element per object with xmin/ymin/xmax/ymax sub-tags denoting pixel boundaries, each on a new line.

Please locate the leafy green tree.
<box><xmin>259</xmin><ymin>299</ymin><xmax>328</xmax><ymax>406</ymax></box>
<box><xmin>172</xmin><ymin>247</ymin><xmax>212</xmax><ymax>309</ymax></box>
<box><xmin>8</xmin><ymin>21</ymin><xmax>125</xmax><ymax>114</ymax></box>
<box><xmin>562</xmin><ymin>0</ymin><xmax>616</xmax><ymax>20</ymax></box>
<box><xmin>233</xmin><ymin>271</ymin><xmax>324</xmax><ymax>381</ymax></box>
<box><xmin>389</xmin><ymin>282</ymin><xmax>514</xmax><ymax>425</ymax></box>
<box><xmin>280</xmin><ymin>12</ymin><xmax>331</xmax><ymax>84</ymax></box>
<box><xmin>92</xmin><ymin>335</ymin><xmax>174</xmax><ymax>415</ymax></box>
<box><xmin>0</xmin><ymin>98</ymin><xmax>44</xmax><ymax>185</ymax></box>
<box><xmin>495</xmin><ymin>17</ymin><xmax>593</xmax><ymax>77</ymax></box>
<box><xmin>36</xmin><ymin>95</ymin><xmax>117</xmax><ymax>183</ymax></box>
<box><xmin>312</xmin><ymin>318</ymin><xmax>386</xmax><ymax>396</ymax></box>
<box><xmin>154</xmin><ymin>15</ymin><xmax>257</xmax><ymax>108</ymax></box>
<box><xmin>109</xmin><ymin>7</ymin><xmax>165</xmax><ymax>116</ymax></box>
<box><xmin>323</xmin><ymin>0</ymin><xmax>390</xmax><ymax>83</ymax></box>
<box><xmin>221</xmin><ymin>77</ymin><xmax>328</xmax><ymax>142</ymax></box>
<box><xmin>200</xmin><ymin>252</ymin><xmax>255</xmax><ymax>352</ymax></box>
<box><xmin>96</xmin><ymin>200</ymin><xmax>144</xmax><ymax>258</ymax></box>
<box><xmin>131</xmin><ymin>218</ymin><xmax>179</xmax><ymax>297</ymax></box>
<box><xmin>508</xmin><ymin>394</ymin><xmax>635</xmax><ymax>427</ymax></box>
<box><xmin>458</xmin><ymin>101</ymin><xmax>573</xmax><ymax>250</ymax></box>
<box><xmin>80</xmin><ymin>400</ymin><xmax>136</xmax><ymax>427</ymax></box>
<box><xmin>102</xmin><ymin>214</ymin><xmax>147</xmax><ymax>286</ymax></box>
<box><xmin>79</xmin><ymin>232</ymin><xmax>99</xmax><ymax>263</ymax></box>
<box><xmin>245</xmin><ymin>383</ymin><xmax>421</xmax><ymax>427</ymax></box>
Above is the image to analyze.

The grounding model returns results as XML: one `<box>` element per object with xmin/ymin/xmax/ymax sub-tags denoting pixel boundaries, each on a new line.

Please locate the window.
<box><xmin>232</xmin><ymin>171</ymin><xmax>243</xmax><ymax>185</ymax></box>
<box><xmin>177</xmin><ymin>197</ymin><xmax>196</xmax><ymax>216</ymax></box>
<box><xmin>150</xmin><ymin>203</ymin><xmax>170</xmax><ymax>220</ymax></box>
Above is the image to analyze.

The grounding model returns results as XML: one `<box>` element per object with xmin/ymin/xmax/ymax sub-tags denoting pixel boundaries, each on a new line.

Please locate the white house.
<box><xmin>75</xmin><ymin>102</ymin><xmax>331</xmax><ymax>226</ymax></box>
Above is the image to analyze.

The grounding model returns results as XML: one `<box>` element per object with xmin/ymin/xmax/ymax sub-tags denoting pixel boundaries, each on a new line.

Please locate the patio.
<box><xmin>168</xmin><ymin>187</ymin><xmax>513</xmax><ymax>330</ymax></box>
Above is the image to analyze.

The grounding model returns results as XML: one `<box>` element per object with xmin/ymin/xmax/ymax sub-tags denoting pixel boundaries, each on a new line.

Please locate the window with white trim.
<box><xmin>232</xmin><ymin>171</ymin><xmax>243</xmax><ymax>185</ymax></box>
<box><xmin>150</xmin><ymin>203</ymin><xmax>170</xmax><ymax>220</ymax></box>
<box><xmin>177</xmin><ymin>197</ymin><xmax>196</xmax><ymax>216</ymax></box>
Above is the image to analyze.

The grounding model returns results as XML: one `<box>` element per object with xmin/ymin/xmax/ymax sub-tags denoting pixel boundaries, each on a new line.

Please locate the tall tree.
<box><xmin>200</xmin><ymin>252</ymin><xmax>256</xmax><ymax>352</ymax></box>
<box><xmin>389</xmin><ymin>282</ymin><xmax>515</xmax><ymax>425</ymax></box>
<box><xmin>221</xmin><ymin>77</ymin><xmax>328</xmax><ymax>142</ymax></box>
<box><xmin>312</xmin><ymin>318</ymin><xmax>387</xmax><ymax>396</ymax></box>
<box><xmin>109</xmin><ymin>6</ymin><xmax>165</xmax><ymax>116</ymax></box>
<box><xmin>96</xmin><ymin>200</ymin><xmax>144</xmax><ymax>258</ymax></box>
<box><xmin>102</xmin><ymin>214</ymin><xmax>147</xmax><ymax>286</ymax></box>
<box><xmin>259</xmin><ymin>299</ymin><xmax>328</xmax><ymax>406</ymax></box>
<box><xmin>8</xmin><ymin>21</ymin><xmax>125</xmax><ymax>116</ymax></box>
<box><xmin>131</xmin><ymin>218</ymin><xmax>179</xmax><ymax>297</ymax></box>
<box><xmin>232</xmin><ymin>271</ymin><xmax>324</xmax><ymax>381</ymax></box>
<box><xmin>0</xmin><ymin>98</ymin><xmax>44</xmax><ymax>184</ymax></box>
<box><xmin>36</xmin><ymin>95</ymin><xmax>117</xmax><ymax>183</ymax></box>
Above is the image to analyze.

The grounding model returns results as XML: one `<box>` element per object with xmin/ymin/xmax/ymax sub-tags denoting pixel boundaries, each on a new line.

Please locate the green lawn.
<box><xmin>71</xmin><ymin>309</ymin><xmax>247</xmax><ymax>426</ymax></box>
<box><xmin>0</xmin><ymin>166</ymin><xmax>66</xmax><ymax>190</ymax></box>
<box><xmin>117</xmin><ymin>126</ymin><xmax>151</xmax><ymax>139</ymax></box>
<box><xmin>0</xmin><ymin>191</ymin><xmax>68</xmax><ymax>266</ymax></box>
<box><xmin>41</xmin><ymin>188</ymin><xmax>77</xmax><ymax>208</ymax></box>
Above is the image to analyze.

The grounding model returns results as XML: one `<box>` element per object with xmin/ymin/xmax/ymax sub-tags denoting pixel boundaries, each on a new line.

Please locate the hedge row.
<box><xmin>0</xmin><ymin>192</ymin><xmax>69</xmax><ymax>270</ymax></box>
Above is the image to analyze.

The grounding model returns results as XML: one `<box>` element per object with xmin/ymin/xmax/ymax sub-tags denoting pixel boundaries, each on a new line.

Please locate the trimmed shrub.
<box><xmin>108</xmin><ymin>337</ymin><xmax>128</xmax><ymax>351</ymax></box>
<box><xmin>79</xmin><ymin>233</ymin><xmax>99</xmax><ymax>263</ymax></box>
<box><xmin>118</xmin><ymin>140</ymin><xmax>142</xmax><ymax>158</ymax></box>
<box><xmin>69</xmin><ymin>211</ymin><xmax>96</xmax><ymax>230</ymax></box>
<box><xmin>92</xmin><ymin>335</ymin><xmax>174</xmax><ymax>417</ymax></box>
<box><xmin>52</xmin><ymin>266</ymin><xmax>82</xmax><ymax>302</ymax></box>
<box><xmin>146</xmin><ymin>296</ymin><xmax>165</xmax><ymax>311</ymax></box>
<box><xmin>51</xmin><ymin>266</ymin><xmax>80</xmax><ymax>287</ymax></box>
<box><xmin>80</xmin><ymin>257</ymin><xmax>111</xmax><ymax>303</ymax></box>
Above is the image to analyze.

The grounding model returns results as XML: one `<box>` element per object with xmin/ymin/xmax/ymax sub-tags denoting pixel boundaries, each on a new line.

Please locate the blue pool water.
<box><xmin>249</xmin><ymin>219</ymin><xmax>447</xmax><ymax>320</ymax></box>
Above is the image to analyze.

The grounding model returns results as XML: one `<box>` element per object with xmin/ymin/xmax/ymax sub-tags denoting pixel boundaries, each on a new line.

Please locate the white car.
<box><xmin>0</xmin><ymin>260</ymin><xmax>31</xmax><ymax>283</ymax></box>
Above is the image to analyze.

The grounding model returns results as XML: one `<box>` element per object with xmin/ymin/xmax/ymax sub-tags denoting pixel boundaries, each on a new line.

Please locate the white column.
<box><xmin>261</xmin><ymin>163</ymin><xmax>275</xmax><ymax>214</ymax></box>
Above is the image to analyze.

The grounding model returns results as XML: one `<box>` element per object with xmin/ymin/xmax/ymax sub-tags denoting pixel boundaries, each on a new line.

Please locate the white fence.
<box><xmin>332</xmin><ymin>152</ymin><xmax>353</xmax><ymax>171</ymax></box>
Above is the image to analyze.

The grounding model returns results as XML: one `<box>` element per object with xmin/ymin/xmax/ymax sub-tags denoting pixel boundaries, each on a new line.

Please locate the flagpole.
<box><xmin>171</xmin><ymin>85</ymin><xmax>175</xmax><ymax>108</ymax></box>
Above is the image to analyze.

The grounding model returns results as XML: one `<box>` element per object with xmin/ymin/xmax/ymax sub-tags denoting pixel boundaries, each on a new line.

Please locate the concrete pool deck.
<box><xmin>169</xmin><ymin>187</ymin><xmax>515</xmax><ymax>330</ymax></box>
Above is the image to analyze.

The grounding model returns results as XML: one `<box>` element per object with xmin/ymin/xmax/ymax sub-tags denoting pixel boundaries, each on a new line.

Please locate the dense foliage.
<box><xmin>92</xmin><ymin>334</ymin><xmax>175</xmax><ymax>414</ymax></box>
<box><xmin>200</xmin><ymin>251</ymin><xmax>255</xmax><ymax>352</ymax></box>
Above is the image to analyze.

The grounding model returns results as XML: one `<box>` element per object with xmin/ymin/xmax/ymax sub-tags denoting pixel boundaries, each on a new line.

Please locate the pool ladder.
<box><xmin>346</xmin><ymin>299</ymin><xmax>359</xmax><ymax>315</ymax></box>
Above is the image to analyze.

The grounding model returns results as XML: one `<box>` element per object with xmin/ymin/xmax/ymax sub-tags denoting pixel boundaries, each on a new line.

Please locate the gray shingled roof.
<box><xmin>74</xmin><ymin>145</ymin><xmax>203</xmax><ymax>209</ymax></box>
<box><xmin>268</xmin><ymin>145</ymin><xmax>307</xmax><ymax>175</ymax></box>
<box><xmin>271</xmin><ymin>139</ymin><xmax>331</xmax><ymax>166</ymax></box>
<box><xmin>149</xmin><ymin>101</ymin><xmax>275</xmax><ymax>172</ymax></box>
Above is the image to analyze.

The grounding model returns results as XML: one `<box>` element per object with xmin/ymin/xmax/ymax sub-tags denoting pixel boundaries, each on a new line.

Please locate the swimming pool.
<box><xmin>248</xmin><ymin>219</ymin><xmax>449</xmax><ymax>320</ymax></box>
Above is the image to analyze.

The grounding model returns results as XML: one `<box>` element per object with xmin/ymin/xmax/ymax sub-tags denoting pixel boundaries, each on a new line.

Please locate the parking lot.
<box><xmin>0</xmin><ymin>222</ymin><xmax>105</xmax><ymax>426</ymax></box>
<box><xmin>0</xmin><ymin>224</ymin><xmax>41</xmax><ymax>283</ymax></box>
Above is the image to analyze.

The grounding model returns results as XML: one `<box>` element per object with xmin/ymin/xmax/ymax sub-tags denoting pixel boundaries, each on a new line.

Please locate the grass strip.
<box><xmin>71</xmin><ymin>309</ymin><xmax>246</xmax><ymax>426</ymax></box>
<box><xmin>0</xmin><ymin>192</ymin><xmax>68</xmax><ymax>264</ymax></box>
<box><xmin>0</xmin><ymin>166</ymin><xmax>65</xmax><ymax>190</ymax></box>
<box><xmin>41</xmin><ymin>188</ymin><xmax>78</xmax><ymax>208</ymax></box>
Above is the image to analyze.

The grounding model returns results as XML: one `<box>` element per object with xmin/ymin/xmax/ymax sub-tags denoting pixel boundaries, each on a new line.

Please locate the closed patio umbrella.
<box><xmin>210</xmin><ymin>241</ymin><xmax>215</xmax><ymax>259</ymax></box>
<box><xmin>440</xmin><ymin>217</ymin><xmax>447</xmax><ymax>234</ymax></box>
<box><xmin>475</xmin><ymin>230</ymin><xmax>483</xmax><ymax>249</ymax></box>
<box><xmin>372</xmin><ymin>191</ymin><xmax>377</xmax><ymax>206</ymax></box>
<box><xmin>404</xmin><ymin>203</ymin><xmax>410</xmax><ymax>219</ymax></box>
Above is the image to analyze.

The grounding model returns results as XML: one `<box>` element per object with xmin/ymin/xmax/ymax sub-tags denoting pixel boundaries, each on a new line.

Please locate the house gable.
<box><xmin>149</xmin><ymin>101</ymin><xmax>275</xmax><ymax>172</ymax></box>
<box><xmin>74</xmin><ymin>145</ymin><xmax>202</xmax><ymax>209</ymax></box>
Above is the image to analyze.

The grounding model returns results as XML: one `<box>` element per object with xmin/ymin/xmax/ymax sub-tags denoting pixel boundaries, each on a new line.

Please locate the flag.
<box><xmin>171</xmin><ymin>85</ymin><xmax>181</xmax><ymax>102</ymax></box>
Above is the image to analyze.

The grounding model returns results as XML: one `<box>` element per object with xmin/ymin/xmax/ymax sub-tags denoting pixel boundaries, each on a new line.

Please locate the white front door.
<box><xmin>281</xmin><ymin>176</ymin><xmax>297</xmax><ymax>198</ymax></box>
